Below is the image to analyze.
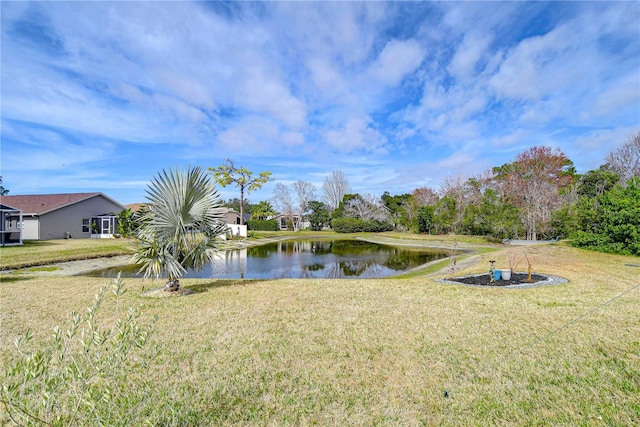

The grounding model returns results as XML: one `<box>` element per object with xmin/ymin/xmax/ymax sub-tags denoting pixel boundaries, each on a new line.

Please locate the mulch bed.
<box><xmin>446</xmin><ymin>272</ymin><xmax>547</xmax><ymax>287</ymax></box>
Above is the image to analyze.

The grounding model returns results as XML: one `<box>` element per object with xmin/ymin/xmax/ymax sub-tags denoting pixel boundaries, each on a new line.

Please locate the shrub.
<box><xmin>331</xmin><ymin>218</ymin><xmax>393</xmax><ymax>233</ymax></box>
<box><xmin>246</xmin><ymin>219</ymin><xmax>278</xmax><ymax>231</ymax></box>
<box><xmin>1</xmin><ymin>274</ymin><xmax>162</xmax><ymax>426</ymax></box>
<box><xmin>571</xmin><ymin>178</ymin><xmax>640</xmax><ymax>255</ymax></box>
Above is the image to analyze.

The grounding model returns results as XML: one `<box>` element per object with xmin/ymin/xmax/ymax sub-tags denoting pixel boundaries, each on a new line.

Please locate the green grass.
<box><xmin>0</xmin><ymin>238</ymin><xmax>134</xmax><ymax>270</ymax></box>
<box><xmin>2</xmin><ymin>240</ymin><xmax>639</xmax><ymax>425</ymax></box>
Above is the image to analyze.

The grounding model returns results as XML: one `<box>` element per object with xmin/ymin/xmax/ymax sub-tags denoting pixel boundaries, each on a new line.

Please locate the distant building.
<box><xmin>269</xmin><ymin>214</ymin><xmax>309</xmax><ymax>230</ymax></box>
<box><xmin>0</xmin><ymin>193</ymin><xmax>125</xmax><ymax>240</ymax></box>
<box><xmin>222</xmin><ymin>208</ymin><xmax>241</xmax><ymax>225</ymax></box>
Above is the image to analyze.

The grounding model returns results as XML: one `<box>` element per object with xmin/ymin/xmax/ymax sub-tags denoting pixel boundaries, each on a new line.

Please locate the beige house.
<box><xmin>222</xmin><ymin>208</ymin><xmax>241</xmax><ymax>225</ymax></box>
<box><xmin>0</xmin><ymin>193</ymin><xmax>125</xmax><ymax>240</ymax></box>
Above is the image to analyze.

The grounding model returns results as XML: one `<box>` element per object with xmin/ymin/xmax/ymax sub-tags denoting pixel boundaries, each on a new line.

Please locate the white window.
<box><xmin>82</xmin><ymin>218</ymin><xmax>90</xmax><ymax>233</ymax></box>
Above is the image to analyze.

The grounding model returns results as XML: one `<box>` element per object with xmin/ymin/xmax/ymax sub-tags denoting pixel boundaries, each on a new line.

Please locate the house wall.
<box><xmin>38</xmin><ymin>196</ymin><xmax>124</xmax><ymax>240</ymax></box>
<box><xmin>21</xmin><ymin>217</ymin><xmax>40</xmax><ymax>240</ymax></box>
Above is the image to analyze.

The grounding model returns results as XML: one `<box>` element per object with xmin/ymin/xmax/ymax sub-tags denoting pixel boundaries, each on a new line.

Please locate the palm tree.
<box><xmin>133</xmin><ymin>166</ymin><xmax>229</xmax><ymax>291</ymax></box>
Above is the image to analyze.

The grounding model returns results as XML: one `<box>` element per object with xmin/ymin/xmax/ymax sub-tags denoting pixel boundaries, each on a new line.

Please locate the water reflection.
<box><xmin>188</xmin><ymin>240</ymin><xmax>445</xmax><ymax>279</ymax></box>
<box><xmin>89</xmin><ymin>239</ymin><xmax>448</xmax><ymax>279</ymax></box>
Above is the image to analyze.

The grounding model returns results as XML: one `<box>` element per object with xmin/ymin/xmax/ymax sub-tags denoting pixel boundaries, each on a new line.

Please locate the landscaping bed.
<box><xmin>440</xmin><ymin>271</ymin><xmax>570</xmax><ymax>288</ymax></box>
<box><xmin>448</xmin><ymin>272</ymin><xmax>546</xmax><ymax>286</ymax></box>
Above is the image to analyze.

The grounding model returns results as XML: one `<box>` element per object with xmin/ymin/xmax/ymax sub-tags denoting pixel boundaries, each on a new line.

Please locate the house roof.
<box><xmin>0</xmin><ymin>203</ymin><xmax>22</xmax><ymax>212</ymax></box>
<box><xmin>124</xmin><ymin>203</ymin><xmax>149</xmax><ymax>212</ymax></box>
<box><xmin>0</xmin><ymin>193</ymin><xmax>124</xmax><ymax>215</ymax></box>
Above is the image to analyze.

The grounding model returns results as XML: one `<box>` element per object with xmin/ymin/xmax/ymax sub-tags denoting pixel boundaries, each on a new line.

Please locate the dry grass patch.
<box><xmin>2</xmin><ymin>244</ymin><xmax>639</xmax><ymax>425</ymax></box>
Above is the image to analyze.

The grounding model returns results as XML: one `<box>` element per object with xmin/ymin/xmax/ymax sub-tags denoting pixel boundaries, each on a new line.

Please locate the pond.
<box><xmin>88</xmin><ymin>239</ymin><xmax>450</xmax><ymax>279</ymax></box>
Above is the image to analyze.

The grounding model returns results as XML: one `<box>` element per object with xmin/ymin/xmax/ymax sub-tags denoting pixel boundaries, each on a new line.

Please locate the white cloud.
<box><xmin>1</xmin><ymin>1</ymin><xmax>638</xmax><ymax>201</ymax></box>
<box><xmin>572</xmin><ymin>128</ymin><xmax>633</xmax><ymax>152</ymax></box>
<box><xmin>323</xmin><ymin>117</ymin><xmax>388</xmax><ymax>154</ymax></box>
<box><xmin>236</xmin><ymin>67</ymin><xmax>307</xmax><ymax>129</ymax></box>
<box><xmin>489</xmin><ymin>24</ymin><xmax>576</xmax><ymax>100</ymax></box>
<box><xmin>449</xmin><ymin>32</ymin><xmax>492</xmax><ymax>80</ymax></box>
<box><xmin>306</xmin><ymin>56</ymin><xmax>351</xmax><ymax>104</ymax></box>
<box><xmin>370</xmin><ymin>39</ymin><xmax>425</xmax><ymax>86</ymax></box>
<box><xmin>592</xmin><ymin>71</ymin><xmax>640</xmax><ymax>117</ymax></box>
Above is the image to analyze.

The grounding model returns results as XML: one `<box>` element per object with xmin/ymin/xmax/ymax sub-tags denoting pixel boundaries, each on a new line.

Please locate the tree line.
<box><xmin>218</xmin><ymin>131</ymin><xmax>639</xmax><ymax>255</ymax></box>
<box><xmin>117</xmin><ymin>131</ymin><xmax>638</xmax><ymax>258</ymax></box>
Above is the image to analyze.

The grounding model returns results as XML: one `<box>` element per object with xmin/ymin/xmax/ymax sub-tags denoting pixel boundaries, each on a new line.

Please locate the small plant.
<box><xmin>1</xmin><ymin>274</ymin><xmax>160</xmax><ymax>426</ymax></box>
<box><xmin>447</xmin><ymin>241</ymin><xmax>459</xmax><ymax>274</ymax></box>
<box><xmin>507</xmin><ymin>253</ymin><xmax>520</xmax><ymax>272</ymax></box>
<box><xmin>524</xmin><ymin>254</ymin><xmax>534</xmax><ymax>282</ymax></box>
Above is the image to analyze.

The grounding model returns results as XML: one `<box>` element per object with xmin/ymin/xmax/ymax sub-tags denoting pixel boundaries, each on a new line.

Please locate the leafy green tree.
<box><xmin>250</xmin><ymin>200</ymin><xmax>275</xmax><ymax>220</ymax></box>
<box><xmin>0</xmin><ymin>176</ymin><xmax>8</xmax><ymax>195</ymax></box>
<box><xmin>381</xmin><ymin>192</ymin><xmax>417</xmax><ymax>231</ymax></box>
<box><xmin>225</xmin><ymin>198</ymin><xmax>252</xmax><ymax>218</ymax></box>
<box><xmin>576</xmin><ymin>167</ymin><xmax>620</xmax><ymax>198</ymax></box>
<box><xmin>308</xmin><ymin>201</ymin><xmax>331</xmax><ymax>231</ymax></box>
<box><xmin>210</xmin><ymin>159</ymin><xmax>272</xmax><ymax>225</ymax></box>
<box><xmin>572</xmin><ymin>178</ymin><xmax>640</xmax><ymax>255</ymax></box>
<box><xmin>133</xmin><ymin>166</ymin><xmax>228</xmax><ymax>291</ymax></box>
<box><xmin>461</xmin><ymin>188</ymin><xmax>522</xmax><ymax>238</ymax></box>
<box><xmin>116</xmin><ymin>208</ymin><xmax>140</xmax><ymax>238</ymax></box>
<box><xmin>331</xmin><ymin>193</ymin><xmax>358</xmax><ymax>220</ymax></box>
<box><xmin>433</xmin><ymin>195</ymin><xmax>458</xmax><ymax>234</ymax></box>
<box><xmin>417</xmin><ymin>205</ymin><xmax>435</xmax><ymax>234</ymax></box>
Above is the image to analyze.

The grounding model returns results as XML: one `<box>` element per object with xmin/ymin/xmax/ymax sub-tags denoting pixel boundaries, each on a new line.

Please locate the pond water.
<box><xmin>89</xmin><ymin>239</ymin><xmax>449</xmax><ymax>279</ymax></box>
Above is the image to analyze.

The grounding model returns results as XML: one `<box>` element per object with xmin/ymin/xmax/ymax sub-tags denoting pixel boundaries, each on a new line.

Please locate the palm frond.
<box><xmin>133</xmin><ymin>166</ymin><xmax>228</xmax><ymax>281</ymax></box>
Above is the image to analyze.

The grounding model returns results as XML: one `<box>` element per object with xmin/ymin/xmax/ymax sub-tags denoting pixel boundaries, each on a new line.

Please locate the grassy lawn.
<box><xmin>1</xmin><ymin>238</ymin><xmax>639</xmax><ymax>425</ymax></box>
<box><xmin>0</xmin><ymin>238</ymin><xmax>134</xmax><ymax>270</ymax></box>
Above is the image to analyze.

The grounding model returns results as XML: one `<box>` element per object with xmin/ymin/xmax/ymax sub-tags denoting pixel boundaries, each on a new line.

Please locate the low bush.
<box><xmin>246</xmin><ymin>220</ymin><xmax>278</xmax><ymax>231</ymax></box>
<box><xmin>331</xmin><ymin>218</ymin><xmax>393</xmax><ymax>233</ymax></box>
<box><xmin>1</xmin><ymin>274</ymin><xmax>164</xmax><ymax>426</ymax></box>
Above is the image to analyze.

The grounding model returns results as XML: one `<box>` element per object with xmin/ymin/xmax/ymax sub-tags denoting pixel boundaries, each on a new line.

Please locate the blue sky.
<box><xmin>1</xmin><ymin>1</ymin><xmax>639</xmax><ymax>205</ymax></box>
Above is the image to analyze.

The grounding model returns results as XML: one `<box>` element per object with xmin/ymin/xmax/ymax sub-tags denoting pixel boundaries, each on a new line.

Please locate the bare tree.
<box><xmin>292</xmin><ymin>180</ymin><xmax>316</xmax><ymax>227</ymax></box>
<box><xmin>344</xmin><ymin>193</ymin><xmax>390</xmax><ymax>222</ymax></box>
<box><xmin>606</xmin><ymin>130</ymin><xmax>640</xmax><ymax>185</ymax></box>
<box><xmin>412</xmin><ymin>186</ymin><xmax>439</xmax><ymax>206</ymax></box>
<box><xmin>322</xmin><ymin>170</ymin><xmax>351</xmax><ymax>211</ymax></box>
<box><xmin>272</xmin><ymin>183</ymin><xmax>295</xmax><ymax>229</ymax></box>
